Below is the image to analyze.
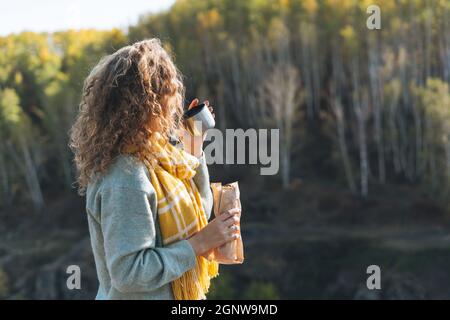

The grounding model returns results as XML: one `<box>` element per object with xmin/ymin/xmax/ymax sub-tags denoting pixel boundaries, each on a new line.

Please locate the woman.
<box><xmin>69</xmin><ymin>38</ymin><xmax>241</xmax><ymax>300</ymax></box>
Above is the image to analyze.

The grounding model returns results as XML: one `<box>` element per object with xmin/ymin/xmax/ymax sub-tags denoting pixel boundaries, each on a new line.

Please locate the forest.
<box><xmin>1</xmin><ymin>0</ymin><xmax>450</xmax><ymax>299</ymax></box>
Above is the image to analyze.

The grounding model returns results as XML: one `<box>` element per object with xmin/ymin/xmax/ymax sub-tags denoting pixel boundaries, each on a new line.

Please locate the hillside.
<box><xmin>1</xmin><ymin>174</ymin><xmax>449</xmax><ymax>299</ymax></box>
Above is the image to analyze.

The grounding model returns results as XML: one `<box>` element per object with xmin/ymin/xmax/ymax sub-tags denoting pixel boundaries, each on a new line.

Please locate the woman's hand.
<box><xmin>187</xmin><ymin>208</ymin><xmax>241</xmax><ymax>256</ymax></box>
<box><xmin>180</xmin><ymin>98</ymin><xmax>215</xmax><ymax>158</ymax></box>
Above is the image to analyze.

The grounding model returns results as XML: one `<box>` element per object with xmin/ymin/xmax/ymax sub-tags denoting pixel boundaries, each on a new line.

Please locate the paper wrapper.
<box><xmin>206</xmin><ymin>181</ymin><xmax>244</xmax><ymax>264</ymax></box>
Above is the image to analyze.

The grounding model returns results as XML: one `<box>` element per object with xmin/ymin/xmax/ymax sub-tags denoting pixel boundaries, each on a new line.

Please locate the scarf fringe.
<box><xmin>172</xmin><ymin>255</ymin><xmax>219</xmax><ymax>300</ymax></box>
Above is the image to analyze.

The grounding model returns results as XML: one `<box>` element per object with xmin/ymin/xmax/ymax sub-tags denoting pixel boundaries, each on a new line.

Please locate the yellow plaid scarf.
<box><xmin>124</xmin><ymin>132</ymin><xmax>219</xmax><ymax>300</ymax></box>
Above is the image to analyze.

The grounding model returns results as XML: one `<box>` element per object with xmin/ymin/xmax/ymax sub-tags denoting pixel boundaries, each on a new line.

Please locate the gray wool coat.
<box><xmin>85</xmin><ymin>153</ymin><xmax>213</xmax><ymax>300</ymax></box>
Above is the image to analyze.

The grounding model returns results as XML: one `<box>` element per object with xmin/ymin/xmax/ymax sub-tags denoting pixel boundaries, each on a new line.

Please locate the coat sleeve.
<box><xmin>100</xmin><ymin>185</ymin><xmax>197</xmax><ymax>293</ymax></box>
<box><xmin>193</xmin><ymin>152</ymin><xmax>214</xmax><ymax>220</ymax></box>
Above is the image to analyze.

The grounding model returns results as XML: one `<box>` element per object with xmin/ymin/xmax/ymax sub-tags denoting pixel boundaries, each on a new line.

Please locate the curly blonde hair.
<box><xmin>69</xmin><ymin>38</ymin><xmax>185</xmax><ymax>195</ymax></box>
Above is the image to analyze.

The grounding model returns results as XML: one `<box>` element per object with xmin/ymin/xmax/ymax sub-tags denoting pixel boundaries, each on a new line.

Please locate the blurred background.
<box><xmin>1</xmin><ymin>0</ymin><xmax>450</xmax><ymax>299</ymax></box>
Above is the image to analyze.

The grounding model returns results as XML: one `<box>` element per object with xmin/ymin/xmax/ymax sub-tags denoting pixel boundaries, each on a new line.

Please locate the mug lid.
<box><xmin>183</xmin><ymin>103</ymin><xmax>206</xmax><ymax>119</ymax></box>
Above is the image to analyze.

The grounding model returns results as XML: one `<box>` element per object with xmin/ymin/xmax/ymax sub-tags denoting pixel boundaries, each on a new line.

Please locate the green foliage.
<box><xmin>0</xmin><ymin>88</ymin><xmax>21</xmax><ymax>127</ymax></box>
<box><xmin>0</xmin><ymin>29</ymin><xmax>127</xmax><ymax>203</ymax></box>
<box><xmin>242</xmin><ymin>281</ymin><xmax>280</xmax><ymax>300</ymax></box>
<box><xmin>0</xmin><ymin>0</ymin><xmax>450</xmax><ymax>205</ymax></box>
<box><xmin>413</xmin><ymin>78</ymin><xmax>450</xmax><ymax>202</ymax></box>
<box><xmin>417</xmin><ymin>79</ymin><xmax>450</xmax><ymax>132</ymax></box>
<box><xmin>0</xmin><ymin>268</ymin><xmax>9</xmax><ymax>298</ymax></box>
<box><xmin>208</xmin><ymin>272</ymin><xmax>280</xmax><ymax>299</ymax></box>
<box><xmin>207</xmin><ymin>271</ymin><xmax>236</xmax><ymax>299</ymax></box>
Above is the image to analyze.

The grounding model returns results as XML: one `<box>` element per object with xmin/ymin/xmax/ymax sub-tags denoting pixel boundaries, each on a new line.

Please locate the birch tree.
<box><xmin>256</xmin><ymin>63</ymin><xmax>303</xmax><ymax>189</ymax></box>
<box><xmin>0</xmin><ymin>88</ymin><xmax>44</xmax><ymax>209</ymax></box>
<box><xmin>368</xmin><ymin>34</ymin><xmax>385</xmax><ymax>183</ymax></box>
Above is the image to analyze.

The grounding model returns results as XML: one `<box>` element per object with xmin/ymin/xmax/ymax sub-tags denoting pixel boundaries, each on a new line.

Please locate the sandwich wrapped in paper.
<box><xmin>206</xmin><ymin>181</ymin><xmax>244</xmax><ymax>264</ymax></box>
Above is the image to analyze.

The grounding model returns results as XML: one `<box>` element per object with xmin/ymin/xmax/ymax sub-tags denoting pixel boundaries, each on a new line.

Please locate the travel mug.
<box><xmin>183</xmin><ymin>103</ymin><xmax>215</xmax><ymax>136</ymax></box>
